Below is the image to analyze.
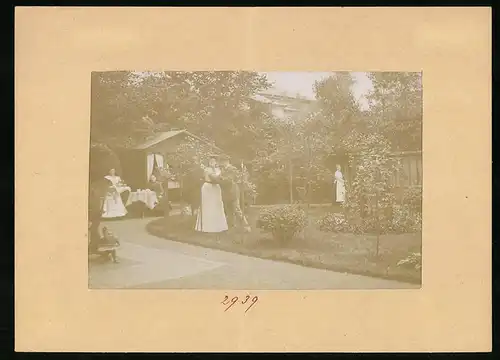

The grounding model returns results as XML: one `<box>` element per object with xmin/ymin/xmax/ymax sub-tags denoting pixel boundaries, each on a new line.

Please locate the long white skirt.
<box><xmin>336</xmin><ymin>180</ymin><xmax>346</xmax><ymax>203</ymax></box>
<box><xmin>195</xmin><ymin>183</ymin><xmax>228</xmax><ymax>233</ymax></box>
<box><xmin>102</xmin><ymin>193</ymin><xmax>128</xmax><ymax>218</ymax></box>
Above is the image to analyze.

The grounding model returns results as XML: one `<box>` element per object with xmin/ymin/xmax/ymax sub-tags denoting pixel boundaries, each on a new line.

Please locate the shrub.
<box><xmin>317</xmin><ymin>212</ymin><xmax>347</xmax><ymax>232</ymax></box>
<box><xmin>390</xmin><ymin>204</ymin><xmax>422</xmax><ymax>233</ymax></box>
<box><xmin>397</xmin><ymin>252</ymin><xmax>422</xmax><ymax>270</ymax></box>
<box><xmin>339</xmin><ymin>194</ymin><xmax>398</xmax><ymax>235</ymax></box>
<box><xmin>318</xmin><ymin>202</ymin><xmax>421</xmax><ymax>235</ymax></box>
<box><xmin>402</xmin><ymin>186</ymin><xmax>422</xmax><ymax>212</ymax></box>
<box><xmin>257</xmin><ymin>205</ymin><xmax>307</xmax><ymax>243</ymax></box>
<box><xmin>340</xmin><ymin>133</ymin><xmax>403</xmax><ymax>235</ymax></box>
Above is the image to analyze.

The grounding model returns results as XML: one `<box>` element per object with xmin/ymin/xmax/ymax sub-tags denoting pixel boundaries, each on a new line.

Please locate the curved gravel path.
<box><xmin>89</xmin><ymin>218</ymin><xmax>419</xmax><ymax>290</ymax></box>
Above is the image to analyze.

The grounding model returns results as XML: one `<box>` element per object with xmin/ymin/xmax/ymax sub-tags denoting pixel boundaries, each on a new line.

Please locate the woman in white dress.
<box><xmin>102</xmin><ymin>168</ymin><xmax>130</xmax><ymax>219</ymax></box>
<box><xmin>194</xmin><ymin>157</ymin><xmax>228</xmax><ymax>233</ymax></box>
<box><xmin>334</xmin><ymin>164</ymin><xmax>346</xmax><ymax>203</ymax></box>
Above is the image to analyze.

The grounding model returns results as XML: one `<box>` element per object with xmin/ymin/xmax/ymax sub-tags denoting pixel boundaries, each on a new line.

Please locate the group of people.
<box><xmin>191</xmin><ymin>158</ymin><xmax>345</xmax><ymax>233</ymax></box>
<box><xmin>99</xmin><ymin>168</ymin><xmax>171</xmax><ymax>219</ymax></box>
<box><xmin>194</xmin><ymin>154</ymin><xmax>251</xmax><ymax>234</ymax></box>
<box><xmin>89</xmin><ymin>153</ymin><xmax>251</xmax><ymax>241</ymax></box>
<box><xmin>90</xmin><ymin>155</ymin><xmax>344</xmax><ymax>247</ymax></box>
<box><xmin>88</xmin><ymin>167</ymin><xmax>168</xmax><ymax>253</ymax></box>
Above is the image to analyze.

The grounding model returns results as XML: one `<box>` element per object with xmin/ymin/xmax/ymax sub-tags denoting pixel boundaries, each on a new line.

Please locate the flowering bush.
<box><xmin>318</xmin><ymin>204</ymin><xmax>421</xmax><ymax>235</ymax></box>
<box><xmin>397</xmin><ymin>252</ymin><xmax>422</xmax><ymax>270</ymax></box>
<box><xmin>237</xmin><ymin>165</ymin><xmax>258</xmax><ymax>201</ymax></box>
<box><xmin>244</xmin><ymin>180</ymin><xmax>257</xmax><ymax>197</ymax></box>
<box><xmin>402</xmin><ymin>186</ymin><xmax>422</xmax><ymax>212</ymax></box>
<box><xmin>314</xmin><ymin>132</ymin><xmax>422</xmax><ymax>235</ymax></box>
<box><xmin>390</xmin><ymin>186</ymin><xmax>422</xmax><ymax>233</ymax></box>
<box><xmin>317</xmin><ymin>212</ymin><xmax>347</xmax><ymax>232</ymax></box>
<box><xmin>390</xmin><ymin>204</ymin><xmax>422</xmax><ymax>233</ymax></box>
<box><xmin>339</xmin><ymin>133</ymin><xmax>401</xmax><ymax>234</ymax></box>
<box><xmin>257</xmin><ymin>205</ymin><xmax>307</xmax><ymax>243</ymax></box>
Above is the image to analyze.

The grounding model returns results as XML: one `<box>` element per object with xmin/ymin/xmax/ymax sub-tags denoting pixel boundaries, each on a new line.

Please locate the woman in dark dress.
<box><xmin>148</xmin><ymin>174</ymin><xmax>171</xmax><ymax>214</ymax></box>
<box><xmin>88</xmin><ymin>177</ymin><xmax>112</xmax><ymax>252</ymax></box>
<box><xmin>148</xmin><ymin>174</ymin><xmax>164</xmax><ymax>194</ymax></box>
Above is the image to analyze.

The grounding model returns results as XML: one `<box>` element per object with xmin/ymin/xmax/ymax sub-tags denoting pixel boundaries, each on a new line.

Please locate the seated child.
<box><xmin>97</xmin><ymin>227</ymin><xmax>120</xmax><ymax>263</ymax></box>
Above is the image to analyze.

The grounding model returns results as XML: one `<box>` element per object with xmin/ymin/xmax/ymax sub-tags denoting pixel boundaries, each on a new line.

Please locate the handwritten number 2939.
<box><xmin>221</xmin><ymin>295</ymin><xmax>259</xmax><ymax>313</ymax></box>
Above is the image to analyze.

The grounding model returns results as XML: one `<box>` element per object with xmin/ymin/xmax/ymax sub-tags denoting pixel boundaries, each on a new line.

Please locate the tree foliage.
<box><xmin>250</xmin><ymin>113</ymin><xmax>335</xmax><ymax>204</ymax></box>
<box><xmin>366</xmin><ymin>72</ymin><xmax>422</xmax><ymax>151</ymax></box>
<box><xmin>89</xmin><ymin>143</ymin><xmax>121</xmax><ymax>182</ymax></box>
<box><xmin>249</xmin><ymin>72</ymin><xmax>367</xmax><ymax>203</ymax></box>
<box><xmin>90</xmin><ymin>71</ymin><xmax>272</xmax><ymax>159</ymax></box>
<box><xmin>308</xmin><ymin>72</ymin><xmax>423</xmax><ymax>237</ymax></box>
<box><xmin>309</xmin><ymin>72</ymin><xmax>366</xmax><ymax>153</ymax></box>
<box><xmin>340</xmin><ymin>132</ymin><xmax>400</xmax><ymax>233</ymax></box>
<box><xmin>90</xmin><ymin>70</ymin><xmax>423</xmax><ymax>209</ymax></box>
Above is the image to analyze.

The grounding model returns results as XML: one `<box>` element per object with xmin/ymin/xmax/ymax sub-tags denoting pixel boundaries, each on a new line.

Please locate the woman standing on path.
<box><xmin>102</xmin><ymin>168</ymin><xmax>130</xmax><ymax>219</ymax></box>
<box><xmin>334</xmin><ymin>164</ymin><xmax>346</xmax><ymax>204</ymax></box>
<box><xmin>194</xmin><ymin>156</ymin><xmax>228</xmax><ymax>233</ymax></box>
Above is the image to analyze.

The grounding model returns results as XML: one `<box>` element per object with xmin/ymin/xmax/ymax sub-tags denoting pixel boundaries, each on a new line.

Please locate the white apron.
<box><xmin>195</xmin><ymin>167</ymin><xmax>228</xmax><ymax>233</ymax></box>
<box><xmin>102</xmin><ymin>175</ymin><xmax>129</xmax><ymax>218</ymax></box>
<box><xmin>335</xmin><ymin>170</ymin><xmax>346</xmax><ymax>203</ymax></box>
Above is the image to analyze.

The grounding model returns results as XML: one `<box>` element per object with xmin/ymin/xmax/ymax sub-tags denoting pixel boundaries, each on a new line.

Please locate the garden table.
<box><xmin>125</xmin><ymin>189</ymin><xmax>159</xmax><ymax>210</ymax></box>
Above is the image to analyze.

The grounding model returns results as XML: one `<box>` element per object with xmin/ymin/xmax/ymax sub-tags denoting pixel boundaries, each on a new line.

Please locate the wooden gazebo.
<box><xmin>117</xmin><ymin>130</ymin><xmax>219</xmax><ymax>188</ymax></box>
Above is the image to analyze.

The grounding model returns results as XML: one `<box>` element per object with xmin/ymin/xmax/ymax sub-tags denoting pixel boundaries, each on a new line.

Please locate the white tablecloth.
<box><xmin>125</xmin><ymin>189</ymin><xmax>158</xmax><ymax>209</ymax></box>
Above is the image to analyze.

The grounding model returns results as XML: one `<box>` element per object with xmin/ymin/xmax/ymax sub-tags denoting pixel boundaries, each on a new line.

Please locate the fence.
<box><xmin>389</xmin><ymin>151</ymin><xmax>423</xmax><ymax>188</ymax></box>
<box><xmin>253</xmin><ymin>150</ymin><xmax>422</xmax><ymax>205</ymax></box>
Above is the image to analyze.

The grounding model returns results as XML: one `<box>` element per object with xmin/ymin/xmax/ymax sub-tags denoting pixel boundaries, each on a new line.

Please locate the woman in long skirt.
<box><xmin>102</xmin><ymin>168</ymin><xmax>129</xmax><ymax>219</ymax></box>
<box><xmin>334</xmin><ymin>164</ymin><xmax>346</xmax><ymax>203</ymax></box>
<box><xmin>195</xmin><ymin>157</ymin><xmax>228</xmax><ymax>233</ymax></box>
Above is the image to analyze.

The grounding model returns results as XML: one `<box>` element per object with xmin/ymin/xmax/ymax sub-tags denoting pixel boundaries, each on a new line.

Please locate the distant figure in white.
<box><xmin>102</xmin><ymin>168</ymin><xmax>130</xmax><ymax>218</ymax></box>
<box><xmin>195</xmin><ymin>156</ymin><xmax>228</xmax><ymax>233</ymax></box>
<box><xmin>334</xmin><ymin>164</ymin><xmax>346</xmax><ymax>203</ymax></box>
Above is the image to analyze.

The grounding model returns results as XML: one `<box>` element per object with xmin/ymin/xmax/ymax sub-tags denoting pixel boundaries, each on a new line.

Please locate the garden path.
<box><xmin>89</xmin><ymin>218</ymin><xmax>419</xmax><ymax>289</ymax></box>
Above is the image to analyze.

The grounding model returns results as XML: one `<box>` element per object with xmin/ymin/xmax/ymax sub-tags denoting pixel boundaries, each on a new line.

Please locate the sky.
<box><xmin>259</xmin><ymin>71</ymin><xmax>373</xmax><ymax>109</ymax></box>
<box><xmin>133</xmin><ymin>70</ymin><xmax>374</xmax><ymax>109</ymax></box>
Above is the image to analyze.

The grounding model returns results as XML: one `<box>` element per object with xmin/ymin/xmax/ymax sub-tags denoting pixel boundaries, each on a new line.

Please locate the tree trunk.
<box><xmin>375</xmin><ymin>190</ymin><xmax>380</xmax><ymax>256</ymax></box>
<box><xmin>240</xmin><ymin>161</ymin><xmax>245</xmax><ymax>218</ymax></box>
<box><xmin>163</xmin><ymin>199</ymin><xmax>170</xmax><ymax>227</ymax></box>
<box><xmin>375</xmin><ymin>169</ymin><xmax>381</xmax><ymax>257</ymax></box>
<box><xmin>306</xmin><ymin>139</ymin><xmax>312</xmax><ymax>211</ymax></box>
<box><xmin>288</xmin><ymin>159</ymin><xmax>293</xmax><ymax>204</ymax></box>
<box><xmin>179</xmin><ymin>164</ymin><xmax>184</xmax><ymax>218</ymax></box>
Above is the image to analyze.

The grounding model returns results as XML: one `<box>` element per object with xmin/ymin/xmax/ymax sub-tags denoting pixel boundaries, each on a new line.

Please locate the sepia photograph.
<box><xmin>15</xmin><ymin>7</ymin><xmax>490</xmax><ymax>352</ymax></box>
<box><xmin>88</xmin><ymin>71</ymin><xmax>423</xmax><ymax>290</ymax></box>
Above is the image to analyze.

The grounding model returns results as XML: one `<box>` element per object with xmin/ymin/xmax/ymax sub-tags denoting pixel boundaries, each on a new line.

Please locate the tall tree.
<box><xmin>366</xmin><ymin>72</ymin><xmax>422</xmax><ymax>151</ymax></box>
<box><xmin>248</xmin><ymin>73</ymin><xmax>363</xmax><ymax>204</ymax></box>
<box><xmin>166</xmin><ymin>71</ymin><xmax>272</xmax><ymax>160</ymax></box>
<box><xmin>252</xmin><ymin>111</ymin><xmax>335</xmax><ymax>204</ymax></box>
<box><xmin>90</xmin><ymin>71</ymin><xmax>272</xmax><ymax>158</ymax></box>
<box><xmin>311</xmin><ymin>72</ymin><xmax>365</xmax><ymax>154</ymax></box>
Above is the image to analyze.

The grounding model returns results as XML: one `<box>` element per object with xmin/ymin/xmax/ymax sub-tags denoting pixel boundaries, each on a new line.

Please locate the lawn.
<box><xmin>146</xmin><ymin>205</ymin><xmax>422</xmax><ymax>284</ymax></box>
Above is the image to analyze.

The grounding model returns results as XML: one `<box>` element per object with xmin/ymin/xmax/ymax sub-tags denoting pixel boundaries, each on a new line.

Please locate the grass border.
<box><xmin>146</xmin><ymin>218</ymin><xmax>421</xmax><ymax>285</ymax></box>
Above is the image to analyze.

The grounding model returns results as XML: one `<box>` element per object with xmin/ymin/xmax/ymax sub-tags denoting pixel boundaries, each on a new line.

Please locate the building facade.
<box><xmin>251</xmin><ymin>91</ymin><xmax>316</xmax><ymax>122</ymax></box>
